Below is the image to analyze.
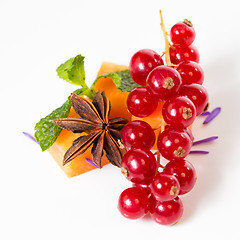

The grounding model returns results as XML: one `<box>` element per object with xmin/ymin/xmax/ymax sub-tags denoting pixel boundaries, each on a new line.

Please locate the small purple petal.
<box><xmin>189</xmin><ymin>150</ymin><xmax>209</xmax><ymax>154</ymax></box>
<box><xmin>200</xmin><ymin>111</ymin><xmax>210</xmax><ymax>116</ymax></box>
<box><xmin>203</xmin><ymin>107</ymin><xmax>221</xmax><ymax>124</ymax></box>
<box><xmin>193</xmin><ymin>136</ymin><xmax>218</xmax><ymax>146</ymax></box>
<box><xmin>23</xmin><ymin>131</ymin><xmax>39</xmax><ymax>144</ymax></box>
<box><xmin>85</xmin><ymin>158</ymin><xmax>99</xmax><ymax>168</ymax></box>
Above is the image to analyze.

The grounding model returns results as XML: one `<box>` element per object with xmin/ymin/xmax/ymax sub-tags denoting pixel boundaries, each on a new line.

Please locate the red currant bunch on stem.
<box><xmin>118</xmin><ymin>10</ymin><xmax>209</xmax><ymax>226</ymax></box>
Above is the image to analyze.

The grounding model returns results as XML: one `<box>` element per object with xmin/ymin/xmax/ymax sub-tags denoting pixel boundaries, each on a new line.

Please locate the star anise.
<box><xmin>52</xmin><ymin>91</ymin><xmax>128</xmax><ymax>168</ymax></box>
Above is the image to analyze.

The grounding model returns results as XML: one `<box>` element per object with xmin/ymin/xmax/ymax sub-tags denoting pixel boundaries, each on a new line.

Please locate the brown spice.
<box><xmin>53</xmin><ymin>91</ymin><xmax>128</xmax><ymax>168</ymax></box>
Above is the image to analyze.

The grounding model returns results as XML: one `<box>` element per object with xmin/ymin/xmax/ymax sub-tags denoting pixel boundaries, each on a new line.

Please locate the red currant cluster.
<box><xmin>118</xmin><ymin>15</ymin><xmax>208</xmax><ymax>225</ymax></box>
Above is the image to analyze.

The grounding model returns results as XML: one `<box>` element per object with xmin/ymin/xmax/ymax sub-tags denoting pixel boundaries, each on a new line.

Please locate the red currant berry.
<box><xmin>148</xmin><ymin>194</ymin><xmax>157</xmax><ymax>214</ymax></box>
<box><xmin>118</xmin><ymin>187</ymin><xmax>149</xmax><ymax>219</ymax></box>
<box><xmin>179</xmin><ymin>83</ymin><xmax>209</xmax><ymax>116</ymax></box>
<box><xmin>151</xmin><ymin>197</ymin><xmax>184</xmax><ymax>225</ymax></box>
<box><xmin>177</xmin><ymin>60</ymin><xmax>204</xmax><ymax>85</ymax></box>
<box><xmin>146</xmin><ymin>65</ymin><xmax>182</xmax><ymax>101</ymax></box>
<box><xmin>157</xmin><ymin>127</ymin><xmax>193</xmax><ymax>161</ymax></box>
<box><xmin>162</xmin><ymin>95</ymin><xmax>196</xmax><ymax>129</ymax></box>
<box><xmin>170</xmin><ymin>20</ymin><xmax>195</xmax><ymax>47</ymax></box>
<box><xmin>165</xmin><ymin>125</ymin><xmax>194</xmax><ymax>143</ymax></box>
<box><xmin>164</xmin><ymin>160</ymin><xmax>197</xmax><ymax>195</ymax></box>
<box><xmin>129</xmin><ymin>49</ymin><xmax>164</xmax><ymax>86</ymax></box>
<box><xmin>170</xmin><ymin>44</ymin><xmax>199</xmax><ymax>64</ymax></box>
<box><xmin>121</xmin><ymin>148</ymin><xmax>157</xmax><ymax>185</ymax></box>
<box><xmin>121</xmin><ymin>120</ymin><xmax>155</xmax><ymax>151</ymax></box>
<box><xmin>132</xmin><ymin>183</ymin><xmax>156</xmax><ymax>214</ymax></box>
<box><xmin>150</xmin><ymin>172</ymin><xmax>180</xmax><ymax>201</ymax></box>
<box><xmin>127</xmin><ymin>87</ymin><xmax>158</xmax><ymax>117</ymax></box>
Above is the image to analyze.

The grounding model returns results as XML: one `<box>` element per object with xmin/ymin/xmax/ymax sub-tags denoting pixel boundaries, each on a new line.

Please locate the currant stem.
<box><xmin>160</xmin><ymin>52</ymin><xmax>166</xmax><ymax>58</ymax></box>
<box><xmin>160</xmin><ymin>10</ymin><xmax>172</xmax><ymax>67</ymax></box>
<box><xmin>156</xmin><ymin>151</ymin><xmax>164</xmax><ymax>169</ymax></box>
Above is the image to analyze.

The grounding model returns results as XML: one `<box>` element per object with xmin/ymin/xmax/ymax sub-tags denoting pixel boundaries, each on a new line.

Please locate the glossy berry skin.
<box><xmin>121</xmin><ymin>148</ymin><xmax>157</xmax><ymax>185</ymax></box>
<box><xmin>129</xmin><ymin>49</ymin><xmax>164</xmax><ymax>86</ymax></box>
<box><xmin>118</xmin><ymin>187</ymin><xmax>149</xmax><ymax>219</ymax></box>
<box><xmin>170</xmin><ymin>21</ymin><xmax>195</xmax><ymax>47</ymax></box>
<box><xmin>164</xmin><ymin>160</ymin><xmax>197</xmax><ymax>195</ymax></box>
<box><xmin>165</xmin><ymin>125</ymin><xmax>194</xmax><ymax>142</ymax></box>
<box><xmin>157</xmin><ymin>127</ymin><xmax>193</xmax><ymax>161</ymax></box>
<box><xmin>121</xmin><ymin>120</ymin><xmax>155</xmax><ymax>151</ymax></box>
<box><xmin>127</xmin><ymin>87</ymin><xmax>158</xmax><ymax>117</ymax></box>
<box><xmin>132</xmin><ymin>183</ymin><xmax>156</xmax><ymax>214</ymax></box>
<box><xmin>177</xmin><ymin>60</ymin><xmax>204</xmax><ymax>85</ymax></box>
<box><xmin>146</xmin><ymin>65</ymin><xmax>182</xmax><ymax>101</ymax></box>
<box><xmin>170</xmin><ymin>44</ymin><xmax>199</xmax><ymax>64</ymax></box>
<box><xmin>151</xmin><ymin>197</ymin><xmax>184</xmax><ymax>225</ymax></box>
<box><xmin>179</xmin><ymin>83</ymin><xmax>209</xmax><ymax>116</ymax></box>
<box><xmin>150</xmin><ymin>172</ymin><xmax>180</xmax><ymax>201</ymax></box>
<box><xmin>162</xmin><ymin>95</ymin><xmax>196</xmax><ymax>129</ymax></box>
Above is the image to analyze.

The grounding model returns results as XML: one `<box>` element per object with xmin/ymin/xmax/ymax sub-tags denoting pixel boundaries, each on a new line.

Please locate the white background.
<box><xmin>1</xmin><ymin>0</ymin><xmax>240</xmax><ymax>239</ymax></box>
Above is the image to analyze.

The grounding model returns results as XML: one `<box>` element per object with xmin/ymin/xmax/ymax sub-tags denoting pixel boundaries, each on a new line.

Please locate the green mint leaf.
<box><xmin>91</xmin><ymin>72</ymin><xmax>122</xmax><ymax>90</ymax></box>
<box><xmin>56</xmin><ymin>57</ymin><xmax>74</xmax><ymax>82</ymax></box>
<box><xmin>91</xmin><ymin>69</ymin><xmax>140</xmax><ymax>92</ymax></box>
<box><xmin>115</xmin><ymin>70</ymin><xmax>141</xmax><ymax>92</ymax></box>
<box><xmin>56</xmin><ymin>55</ymin><xmax>87</xmax><ymax>87</ymax></box>
<box><xmin>34</xmin><ymin>87</ymin><xmax>89</xmax><ymax>151</ymax></box>
<box><xmin>67</xmin><ymin>55</ymin><xmax>86</xmax><ymax>86</ymax></box>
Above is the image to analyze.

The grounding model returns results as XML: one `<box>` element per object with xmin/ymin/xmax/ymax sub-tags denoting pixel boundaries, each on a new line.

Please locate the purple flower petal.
<box><xmin>85</xmin><ymin>158</ymin><xmax>99</xmax><ymax>168</ymax></box>
<box><xmin>23</xmin><ymin>131</ymin><xmax>39</xmax><ymax>144</ymax></box>
<box><xmin>193</xmin><ymin>136</ymin><xmax>218</xmax><ymax>146</ymax></box>
<box><xmin>189</xmin><ymin>150</ymin><xmax>209</xmax><ymax>154</ymax></box>
<box><xmin>200</xmin><ymin>111</ymin><xmax>210</xmax><ymax>116</ymax></box>
<box><xmin>203</xmin><ymin>107</ymin><xmax>221</xmax><ymax>124</ymax></box>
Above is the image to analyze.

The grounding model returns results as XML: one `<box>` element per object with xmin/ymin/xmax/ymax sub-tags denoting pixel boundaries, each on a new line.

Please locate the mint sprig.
<box><xmin>57</xmin><ymin>54</ymin><xmax>140</xmax><ymax>93</ymax></box>
<box><xmin>35</xmin><ymin>54</ymin><xmax>139</xmax><ymax>151</ymax></box>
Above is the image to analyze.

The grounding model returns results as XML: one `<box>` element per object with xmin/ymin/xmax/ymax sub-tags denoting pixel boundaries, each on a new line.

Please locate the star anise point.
<box><xmin>53</xmin><ymin>91</ymin><xmax>128</xmax><ymax>168</ymax></box>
